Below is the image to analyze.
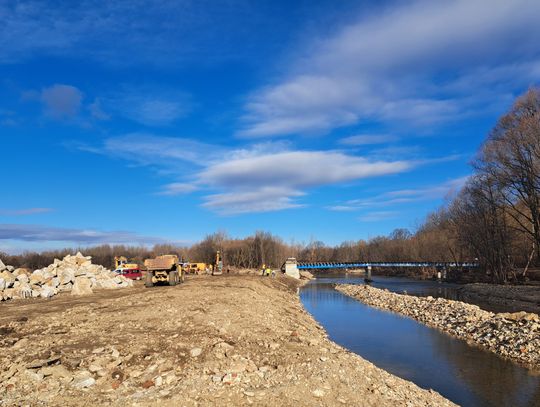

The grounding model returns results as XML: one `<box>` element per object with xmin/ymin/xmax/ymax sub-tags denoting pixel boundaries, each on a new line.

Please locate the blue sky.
<box><xmin>1</xmin><ymin>0</ymin><xmax>540</xmax><ymax>253</ymax></box>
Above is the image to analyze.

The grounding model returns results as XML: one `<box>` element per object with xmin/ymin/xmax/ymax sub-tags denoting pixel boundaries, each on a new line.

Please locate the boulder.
<box><xmin>2</xmin><ymin>288</ymin><xmax>14</xmax><ymax>301</ymax></box>
<box><xmin>16</xmin><ymin>273</ymin><xmax>29</xmax><ymax>284</ymax></box>
<box><xmin>0</xmin><ymin>270</ymin><xmax>16</xmax><ymax>288</ymax></box>
<box><xmin>59</xmin><ymin>269</ymin><xmax>75</xmax><ymax>285</ymax></box>
<box><xmin>71</xmin><ymin>277</ymin><xmax>93</xmax><ymax>296</ymax></box>
<box><xmin>14</xmin><ymin>282</ymin><xmax>32</xmax><ymax>299</ymax></box>
<box><xmin>29</xmin><ymin>274</ymin><xmax>45</xmax><ymax>286</ymax></box>
<box><xmin>58</xmin><ymin>282</ymin><xmax>73</xmax><ymax>292</ymax></box>
<box><xmin>0</xmin><ymin>278</ymin><xmax>5</xmax><ymax>291</ymax></box>
<box><xmin>40</xmin><ymin>285</ymin><xmax>56</xmax><ymax>298</ymax></box>
<box><xmin>0</xmin><ymin>258</ymin><xmax>5</xmax><ymax>271</ymax></box>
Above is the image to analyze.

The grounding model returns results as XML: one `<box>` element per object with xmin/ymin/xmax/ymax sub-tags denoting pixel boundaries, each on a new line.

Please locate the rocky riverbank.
<box><xmin>337</xmin><ymin>284</ymin><xmax>540</xmax><ymax>370</ymax></box>
<box><xmin>0</xmin><ymin>275</ymin><xmax>455</xmax><ymax>406</ymax></box>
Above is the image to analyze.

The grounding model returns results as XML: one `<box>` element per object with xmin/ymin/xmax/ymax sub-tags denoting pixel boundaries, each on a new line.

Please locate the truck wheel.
<box><xmin>169</xmin><ymin>270</ymin><xmax>178</xmax><ymax>286</ymax></box>
<box><xmin>145</xmin><ymin>272</ymin><xmax>154</xmax><ymax>288</ymax></box>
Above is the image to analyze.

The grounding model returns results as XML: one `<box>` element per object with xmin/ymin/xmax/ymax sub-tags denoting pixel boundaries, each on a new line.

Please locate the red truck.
<box><xmin>114</xmin><ymin>267</ymin><xmax>143</xmax><ymax>280</ymax></box>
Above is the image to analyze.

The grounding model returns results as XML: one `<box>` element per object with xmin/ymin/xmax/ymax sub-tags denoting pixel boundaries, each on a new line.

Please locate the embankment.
<box><xmin>337</xmin><ymin>284</ymin><xmax>540</xmax><ymax>370</ymax></box>
<box><xmin>459</xmin><ymin>283</ymin><xmax>540</xmax><ymax>314</ymax></box>
<box><xmin>0</xmin><ymin>275</ymin><xmax>455</xmax><ymax>406</ymax></box>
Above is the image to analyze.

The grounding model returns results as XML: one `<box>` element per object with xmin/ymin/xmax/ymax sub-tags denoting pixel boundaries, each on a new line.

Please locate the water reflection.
<box><xmin>301</xmin><ymin>278</ymin><xmax>540</xmax><ymax>407</ymax></box>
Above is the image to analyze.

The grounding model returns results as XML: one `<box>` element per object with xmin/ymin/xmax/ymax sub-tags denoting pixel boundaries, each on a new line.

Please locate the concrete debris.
<box><xmin>0</xmin><ymin>252</ymin><xmax>132</xmax><ymax>302</ymax></box>
<box><xmin>337</xmin><ymin>284</ymin><xmax>540</xmax><ymax>369</ymax></box>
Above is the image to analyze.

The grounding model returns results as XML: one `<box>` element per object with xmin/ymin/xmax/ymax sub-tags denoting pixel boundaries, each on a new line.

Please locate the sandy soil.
<box><xmin>0</xmin><ymin>275</ymin><xmax>455</xmax><ymax>406</ymax></box>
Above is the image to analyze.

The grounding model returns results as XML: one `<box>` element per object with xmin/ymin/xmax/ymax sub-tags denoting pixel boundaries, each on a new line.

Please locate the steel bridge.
<box><xmin>281</xmin><ymin>257</ymin><xmax>478</xmax><ymax>279</ymax></box>
<box><xmin>296</xmin><ymin>261</ymin><xmax>479</xmax><ymax>270</ymax></box>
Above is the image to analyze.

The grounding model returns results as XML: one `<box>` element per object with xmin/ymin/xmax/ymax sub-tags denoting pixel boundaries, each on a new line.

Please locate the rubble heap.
<box><xmin>337</xmin><ymin>284</ymin><xmax>540</xmax><ymax>369</ymax></box>
<box><xmin>0</xmin><ymin>252</ymin><xmax>133</xmax><ymax>301</ymax></box>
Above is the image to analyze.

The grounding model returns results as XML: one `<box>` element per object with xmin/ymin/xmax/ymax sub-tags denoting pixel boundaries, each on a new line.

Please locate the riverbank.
<box><xmin>337</xmin><ymin>284</ymin><xmax>540</xmax><ymax>370</ymax></box>
<box><xmin>0</xmin><ymin>275</ymin><xmax>455</xmax><ymax>406</ymax></box>
<box><xmin>459</xmin><ymin>283</ymin><xmax>540</xmax><ymax>314</ymax></box>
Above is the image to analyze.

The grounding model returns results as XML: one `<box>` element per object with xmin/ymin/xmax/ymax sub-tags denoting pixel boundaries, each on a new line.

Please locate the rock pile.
<box><xmin>337</xmin><ymin>284</ymin><xmax>540</xmax><ymax>369</ymax></box>
<box><xmin>0</xmin><ymin>252</ymin><xmax>132</xmax><ymax>301</ymax></box>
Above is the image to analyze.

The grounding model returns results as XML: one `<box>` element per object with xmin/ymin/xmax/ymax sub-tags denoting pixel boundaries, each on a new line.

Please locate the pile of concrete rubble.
<box><xmin>0</xmin><ymin>252</ymin><xmax>132</xmax><ymax>301</ymax></box>
<box><xmin>337</xmin><ymin>284</ymin><xmax>540</xmax><ymax>369</ymax></box>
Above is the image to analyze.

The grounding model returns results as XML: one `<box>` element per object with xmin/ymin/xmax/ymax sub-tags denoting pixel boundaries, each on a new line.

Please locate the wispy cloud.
<box><xmin>84</xmin><ymin>134</ymin><xmax>417</xmax><ymax>215</ymax></box>
<box><xmin>101</xmin><ymin>134</ymin><xmax>222</xmax><ymax>167</ymax></box>
<box><xmin>197</xmin><ymin>150</ymin><xmax>412</xmax><ymax>214</ymax></box>
<box><xmin>0</xmin><ymin>208</ymin><xmax>54</xmax><ymax>216</ymax></box>
<box><xmin>0</xmin><ymin>1</ymin><xmax>288</xmax><ymax>66</ymax></box>
<box><xmin>239</xmin><ymin>0</ymin><xmax>540</xmax><ymax>137</ymax></box>
<box><xmin>102</xmin><ymin>87</ymin><xmax>192</xmax><ymax>126</ymax></box>
<box><xmin>328</xmin><ymin>176</ymin><xmax>469</xmax><ymax>211</ymax></box>
<box><xmin>0</xmin><ymin>223</ymin><xmax>165</xmax><ymax>245</ymax></box>
<box><xmin>359</xmin><ymin>211</ymin><xmax>398</xmax><ymax>222</ymax></box>
<box><xmin>339</xmin><ymin>134</ymin><xmax>398</xmax><ymax>146</ymax></box>
<box><xmin>159</xmin><ymin>183</ymin><xmax>199</xmax><ymax>196</ymax></box>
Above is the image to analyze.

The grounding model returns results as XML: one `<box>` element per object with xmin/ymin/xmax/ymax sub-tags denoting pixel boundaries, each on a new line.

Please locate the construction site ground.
<box><xmin>0</xmin><ymin>275</ymin><xmax>454</xmax><ymax>406</ymax></box>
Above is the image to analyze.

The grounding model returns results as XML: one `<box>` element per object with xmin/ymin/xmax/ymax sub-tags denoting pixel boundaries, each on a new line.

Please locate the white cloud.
<box><xmin>240</xmin><ymin>0</ymin><xmax>540</xmax><ymax>137</ymax></box>
<box><xmin>202</xmin><ymin>187</ymin><xmax>305</xmax><ymax>215</ymax></box>
<box><xmin>86</xmin><ymin>135</ymin><xmax>417</xmax><ymax>214</ymax></box>
<box><xmin>196</xmin><ymin>150</ymin><xmax>412</xmax><ymax>214</ymax></box>
<box><xmin>0</xmin><ymin>223</ymin><xmax>165</xmax><ymax>245</ymax></box>
<box><xmin>41</xmin><ymin>84</ymin><xmax>82</xmax><ymax>118</ymax></box>
<box><xmin>198</xmin><ymin>151</ymin><xmax>411</xmax><ymax>189</ymax></box>
<box><xmin>159</xmin><ymin>182</ymin><xmax>199</xmax><ymax>196</ymax></box>
<box><xmin>329</xmin><ymin>176</ymin><xmax>469</xmax><ymax>211</ymax></box>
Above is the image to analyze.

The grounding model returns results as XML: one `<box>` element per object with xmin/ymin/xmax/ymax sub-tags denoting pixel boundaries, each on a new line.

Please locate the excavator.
<box><xmin>212</xmin><ymin>250</ymin><xmax>223</xmax><ymax>275</ymax></box>
<box><xmin>113</xmin><ymin>256</ymin><xmax>142</xmax><ymax>280</ymax></box>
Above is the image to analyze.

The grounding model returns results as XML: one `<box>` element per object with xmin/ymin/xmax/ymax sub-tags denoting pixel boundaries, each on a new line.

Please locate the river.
<box><xmin>300</xmin><ymin>274</ymin><xmax>540</xmax><ymax>407</ymax></box>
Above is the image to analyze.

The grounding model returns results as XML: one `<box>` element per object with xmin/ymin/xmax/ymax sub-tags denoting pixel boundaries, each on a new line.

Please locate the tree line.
<box><xmin>1</xmin><ymin>89</ymin><xmax>538</xmax><ymax>283</ymax></box>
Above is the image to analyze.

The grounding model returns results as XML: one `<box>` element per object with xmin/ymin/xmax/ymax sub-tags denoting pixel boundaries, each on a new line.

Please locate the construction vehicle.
<box><xmin>183</xmin><ymin>262</ymin><xmax>211</xmax><ymax>275</ymax></box>
<box><xmin>114</xmin><ymin>256</ymin><xmax>139</xmax><ymax>270</ymax></box>
<box><xmin>113</xmin><ymin>256</ymin><xmax>142</xmax><ymax>280</ymax></box>
<box><xmin>143</xmin><ymin>255</ymin><xmax>185</xmax><ymax>287</ymax></box>
<box><xmin>212</xmin><ymin>250</ymin><xmax>223</xmax><ymax>275</ymax></box>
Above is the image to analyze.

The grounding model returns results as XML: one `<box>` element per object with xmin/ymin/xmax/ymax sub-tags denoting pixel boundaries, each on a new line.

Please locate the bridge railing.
<box><xmin>295</xmin><ymin>261</ymin><xmax>479</xmax><ymax>270</ymax></box>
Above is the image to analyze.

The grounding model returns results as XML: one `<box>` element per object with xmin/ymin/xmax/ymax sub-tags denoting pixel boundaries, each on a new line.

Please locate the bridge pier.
<box><xmin>365</xmin><ymin>265</ymin><xmax>372</xmax><ymax>282</ymax></box>
<box><xmin>437</xmin><ymin>267</ymin><xmax>447</xmax><ymax>281</ymax></box>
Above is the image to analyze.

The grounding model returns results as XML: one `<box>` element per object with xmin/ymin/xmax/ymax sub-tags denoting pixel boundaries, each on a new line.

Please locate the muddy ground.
<box><xmin>0</xmin><ymin>275</ymin><xmax>455</xmax><ymax>406</ymax></box>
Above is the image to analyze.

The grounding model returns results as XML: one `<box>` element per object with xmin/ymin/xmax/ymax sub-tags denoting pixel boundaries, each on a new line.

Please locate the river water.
<box><xmin>300</xmin><ymin>274</ymin><xmax>540</xmax><ymax>407</ymax></box>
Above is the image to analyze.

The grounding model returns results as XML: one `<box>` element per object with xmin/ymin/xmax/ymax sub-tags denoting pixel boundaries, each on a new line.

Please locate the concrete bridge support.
<box><xmin>365</xmin><ymin>265</ymin><xmax>372</xmax><ymax>282</ymax></box>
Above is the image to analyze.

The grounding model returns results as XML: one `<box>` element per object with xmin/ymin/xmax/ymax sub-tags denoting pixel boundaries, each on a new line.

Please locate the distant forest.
<box><xmin>2</xmin><ymin>89</ymin><xmax>539</xmax><ymax>283</ymax></box>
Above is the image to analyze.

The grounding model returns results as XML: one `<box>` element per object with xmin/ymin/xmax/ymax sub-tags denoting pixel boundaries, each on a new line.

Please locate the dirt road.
<box><xmin>0</xmin><ymin>275</ymin><xmax>454</xmax><ymax>406</ymax></box>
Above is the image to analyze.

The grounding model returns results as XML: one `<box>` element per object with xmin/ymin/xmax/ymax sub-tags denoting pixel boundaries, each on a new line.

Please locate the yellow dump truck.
<box><xmin>144</xmin><ymin>255</ymin><xmax>185</xmax><ymax>287</ymax></box>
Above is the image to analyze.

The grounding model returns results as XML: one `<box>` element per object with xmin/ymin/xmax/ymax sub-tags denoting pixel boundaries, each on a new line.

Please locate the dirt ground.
<box><xmin>459</xmin><ymin>283</ymin><xmax>540</xmax><ymax>314</ymax></box>
<box><xmin>0</xmin><ymin>275</ymin><xmax>455</xmax><ymax>406</ymax></box>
